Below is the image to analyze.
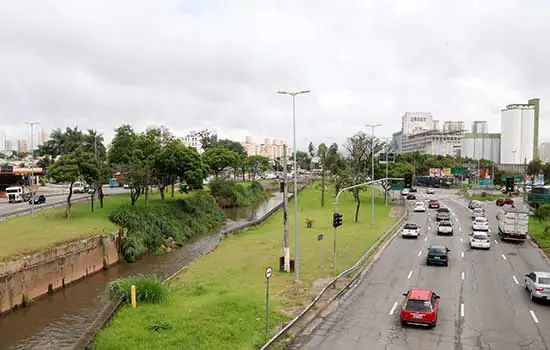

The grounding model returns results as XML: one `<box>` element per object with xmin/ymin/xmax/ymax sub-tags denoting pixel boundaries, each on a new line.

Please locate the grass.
<box><xmin>529</xmin><ymin>219</ymin><xmax>550</xmax><ymax>254</ymax></box>
<box><xmin>93</xmin><ymin>183</ymin><xmax>399</xmax><ymax>350</ymax></box>
<box><xmin>468</xmin><ymin>194</ymin><xmax>502</xmax><ymax>202</ymax></box>
<box><xmin>0</xmin><ymin>191</ymin><xmax>187</xmax><ymax>261</ymax></box>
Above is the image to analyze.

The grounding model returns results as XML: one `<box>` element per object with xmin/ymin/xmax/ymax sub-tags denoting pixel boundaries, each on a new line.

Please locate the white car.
<box><xmin>402</xmin><ymin>223</ymin><xmax>420</xmax><ymax>238</ymax></box>
<box><xmin>426</xmin><ymin>188</ymin><xmax>435</xmax><ymax>194</ymax></box>
<box><xmin>470</xmin><ymin>232</ymin><xmax>491</xmax><ymax>249</ymax></box>
<box><xmin>471</xmin><ymin>207</ymin><xmax>485</xmax><ymax>219</ymax></box>
<box><xmin>413</xmin><ymin>201</ymin><xmax>427</xmax><ymax>212</ymax></box>
<box><xmin>437</xmin><ymin>220</ymin><xmax>453</xmax><ymax>235</ymax></box>
<box><xmin>472</xmin><ymin>217</ymin><xmax>489</xmax><ymax>231</ymax></box>
<box><xmin>525</xmin><ymin>271</ymin><xmax>550</xmax><ymax>301</ymax></box>
<box><xmin>401</xmin><ymin>188</ymin><xmax>410</xmax><ymax>196</ymax></box>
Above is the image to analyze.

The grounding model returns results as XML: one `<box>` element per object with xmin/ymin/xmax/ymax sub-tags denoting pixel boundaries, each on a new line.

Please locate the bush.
<box><xmin>106</xmin><ymin>275</ymin><xmax>168</xmax><ymax>305</ymax></box>
<box><xmin>109</xmin><ymin>191</ymin><xmax>225</xmax><ymax>262</ymax></box>
<box><xmin>481</xmin><ymin>191</ymin><xmax>487</xmax><ymax>197</ymax></box>
<box><xmin>305</xmin><ymin>217</ymin><xmax>314</xmax><ymax>228</ymax></box>
<box><xmin>209</xmin><ymin>180</ymin><xmax>268</xmax><ymax>208</ymax></box>
<box><xmin>534</xmin><ymin>204</ymin><xmax>550</xmax><ymax>222</ymax></box>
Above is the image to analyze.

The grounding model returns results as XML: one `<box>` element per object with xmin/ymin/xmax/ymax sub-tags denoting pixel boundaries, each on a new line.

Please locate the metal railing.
<box><xmin>260</xmin><ymin>208</ymin><xmax>407</xmax><ymax>349</ymax></box>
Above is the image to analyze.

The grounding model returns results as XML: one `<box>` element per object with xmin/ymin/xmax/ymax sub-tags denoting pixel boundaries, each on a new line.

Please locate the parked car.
<box><xmin>470</xmin><ymin>232</ymin><xmax>491</xmax><ymax>249</ymax></box>
<box><xmin>407</xmin><ymin>194</ymin><xmax>416</xmax><ymax>200</ymax></box>
<box><xmin>414</xmin><ymin>201</ymin><xmax>427</xmax><ymax>212</ymax></box>
<box><xmin>400</xmin><ymin>289</ymin><xmax>440</xmax><ymax>328</ymax></box>
<box><xmin>28</xmin><ymin>195</ymin><xmax>46</xmax><ymax>205</ymax></box>
<box><xmin>428</xmin><ymin>199</ymin><xmax>440</xmax><ymax>209</ymax></box>
<box><xmin>472</xmin><ymin>217</ymin><xmax>489</xmax><ymax>231</ymax></box>
<box><xmin>426</xmin><ymin>245</ymin><xmax>450</xmax><ymax>266</ymax></box>
<box><xmin>437</xmin><ymin>220</ymin><xmax>453</xmax><ymax>235</ymax></box>
<box><xmin>426</xmin><ymin>188</ymin><xmax>435</xmax><ymax>195</ymax></box>
<box><xmin>524</xmin><ymin>271</ymin><xmax>550</xmax><ymax>301</ymax></box>
<box><xmin>402</xmin><ymin>223</ymin><xmax>420</xmax><ymax>239</ymax></box>
<box><xmin>436</xmin><ymin>207</ymin><xmax>451</xmax><ymax>221</ymax></box>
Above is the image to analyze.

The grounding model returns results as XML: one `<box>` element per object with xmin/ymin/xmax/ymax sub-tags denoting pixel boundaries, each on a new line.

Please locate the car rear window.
<box><xmin>440</xmin><ymin>221</ymin><xmax>451</xmax><ymax>226</ymax></box>
<box><xmin>437</xmin><ymin>208</ymin><xmax>449</xmax><ymax>213</ymax></box>
<box><xmin>405</xmin><ymin>299</ymin><xmax>433</xmax><ymax>312</ymax></box>
<box><xmin>404</xmin><ymin>224</ymin><xmax>418</xmax><ymax>229</ymax></box>
<box><xmin>429</xmin><ymin>247</ymin><xmax>447</xmax><ymax>254</ymax></box>
<box><xmin>473</xmin><ymin>234</ymin><xmax>488</xmax><ymax>240</ymax></box>
<box><xmin>538</xmin><ymin>277</ymin><xmax>550</xmax><ymax>285</ymax></box>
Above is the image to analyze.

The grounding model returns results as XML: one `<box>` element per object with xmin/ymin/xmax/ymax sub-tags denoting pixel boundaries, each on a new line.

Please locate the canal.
<box><xmin>0</xmin><ymin>193</ymin><xmax>284</xmax><ymax>350</ymax></box>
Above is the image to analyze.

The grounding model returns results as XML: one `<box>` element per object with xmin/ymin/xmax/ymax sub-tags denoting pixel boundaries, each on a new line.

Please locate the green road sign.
<box><xmin>391</xmin><ymin>183</ymin><xmax>404</xmax><ymax>190</ymax></box>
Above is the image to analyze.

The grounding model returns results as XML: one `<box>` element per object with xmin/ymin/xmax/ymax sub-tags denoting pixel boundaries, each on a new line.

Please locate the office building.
<box><xmin>180</xmin><ymin>130</ymin><xmax>216</xmax><ymax>154</ymax></box>
<box><xmin>471</xmin><ymin>121</ymin><xmax>488</xmax><ymax>134</ymax></box>
<box><xmin>442</xmin><ymin>121</ymin><xmax>464</xmax><ymax>133</ymax></box>
<box><xmin>461</xmin><ymin>133</ymin><xmax>501</xmax><ymax>163</ymax></box>
<box><xmin>402</xmin><ymin>129</ymin><xmax>462</xmax><ymax>156</ymax></box>
<box><xmin>38</xmin><ymin>129</ymin><xmax>49</xmax><ymax>146</ymax></box>
<box><xmin>241</xmin><ymin>136</ymin><xmax>291</xmax><ymax>160</ymax></box>
<box><xmin>401</xmin><ymin>112</ymin><xmax>433</xmax><ymax>135</ymax></box>
<box><xmin>500</xmin><ymin>104</ymin><xmax>535</xmax><ymax>165</ymax></box>
<box><xmin>392</xmin><ymin>131</ymin><xmax>403</xmax><ymax>154</ymax></box>
<box><xmin>0</xmin><ymin>130</ymin><xmax>6</xmax><ymax>152</ymax></box>
<box><xmin>17</xmin><ymin>140</ymin><xmax>28</xmax><ymax>153</ymax></box>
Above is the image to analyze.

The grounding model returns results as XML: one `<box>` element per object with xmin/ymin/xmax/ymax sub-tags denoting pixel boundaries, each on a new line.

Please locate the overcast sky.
<box><xmin>0</xmin><ymin>0</ymin><xmax>549</xmax><ymax>150</ymax></box>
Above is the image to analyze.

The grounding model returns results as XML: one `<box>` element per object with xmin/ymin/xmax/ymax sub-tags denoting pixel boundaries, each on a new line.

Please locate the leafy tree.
<box><xmin>527</xmin><ymin>159</ymin><xmax>543</xmax><ymax>175</ymax></box>
<box><xmin>202</xmin><ymin>146</ymin><xmax>237</xmax><ymax>178</ymax></box>
<box><xmin>247</xmin><ymin>155</ymin><xmax>270</xmax><ymax>179</ymax></box>
<box><xmin>217</xmin><ymin>139</ymin><xmax>246</xmax><ymax>156</ymax></box>
<box><xmin>198</xmin><ymin>130</ymin><xmax>218</xmax><ymax>150</ymax></box>
<box><xmin>317</xmin><ymin>143</ymin><xmax>339</xmax><ymax>206</ymax></box>
<box><xmin>295</xmin><ymin>151</ymin><xmax>311</xmax><ymax>171</ymax></box>
<box><xmin>308</xmin><ymin>141</ymin><xmax>316</xmax><ymax>170</ymax></box>
<box><xmin>344</xmin><ymin>133</ymin><xmax>370</xmax><ymax>222</ymax></box>
<box><xmin>108</xmin><ymin>125</ymin><xmax>137</xmax><ymax>166</ymax></box>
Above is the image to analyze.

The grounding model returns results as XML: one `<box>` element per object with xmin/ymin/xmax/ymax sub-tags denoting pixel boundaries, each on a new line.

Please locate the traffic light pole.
<box><xmin>332</xmin><ymin>177</ymin><xmax>403</xmax><ymax>275</ymax></box>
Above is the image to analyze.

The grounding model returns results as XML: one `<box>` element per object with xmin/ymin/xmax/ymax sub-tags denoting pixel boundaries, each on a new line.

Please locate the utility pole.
<box><xmin>25</xmin><ymin>121</ymin><xmax>40</xmax><ymax>219</ymax></box>
<box><xmin>365</xmin><ymin>124</ymin><xmax>381</xmax><ymax>225</ymax></box>
<box><xmin>385</xmin><ymin>143</ymin><xmax>389</xmax><ymax>206</ymax></box>
<box><xmin>282</xmin><ymin>145</ymin><xmax>290</xmax><ymax>272</ymax></box>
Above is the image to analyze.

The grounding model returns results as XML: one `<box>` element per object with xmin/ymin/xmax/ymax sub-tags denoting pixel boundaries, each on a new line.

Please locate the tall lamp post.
<box><xmin>277</xmin><ymin>90</ymin><xmax>311</xmax><ymax>282</ymax></box>
<box><xmin>25</xmin><ymin>121</ymin><xmax>40</xmax><ymax>218</ymax></box>
<box><xmin>365</xmin><ymin>124</ymin><xmax>381</xmax><ymax>225</ymax></box>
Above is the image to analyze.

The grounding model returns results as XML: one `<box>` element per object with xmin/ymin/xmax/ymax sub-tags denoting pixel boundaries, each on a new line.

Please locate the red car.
<box><xmin>428</xmin><ymin>200</ymin><xmax>440</xmax><ymax>209</ymax></box>
<box><xmin>496</xmin><ymin>198</ymin><xmax>514</xmax><ymax>206</ymax></box>
<box><xmin>400</xmin><ymin>289</ymin><xmax>440</xmax><ymax>328</ymax></box>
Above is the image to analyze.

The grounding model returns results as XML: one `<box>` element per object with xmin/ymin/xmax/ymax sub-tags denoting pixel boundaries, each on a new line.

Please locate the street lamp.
<box><xmin>25</xmin><ymin>121</ymin><xmax>40</xmax><ymax>218</ymax></box>
<box><xmin>277</xmin><ymin>89</ymin><xmax>311</xmax><ymax>282</ymax></box>
<box><xmin>365</xmin><ymin>124</ymin><xmax>381</xmax><ymax>225</ymax></box>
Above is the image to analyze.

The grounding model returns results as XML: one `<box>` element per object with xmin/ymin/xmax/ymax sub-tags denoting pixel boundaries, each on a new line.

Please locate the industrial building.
<box><xmin>461</xmin><ymin>133</ymin><xmax>501</xmax><ymax>163</ymax></box>
<box><xmin>500</xmin><ymin>104</ymin><xmax>535</xmax><ymax>165</ymax></box>
<box><xmin>401</xmin><ymin>129</ymin><xmax>462</xmax><ymax>156</ymax></box>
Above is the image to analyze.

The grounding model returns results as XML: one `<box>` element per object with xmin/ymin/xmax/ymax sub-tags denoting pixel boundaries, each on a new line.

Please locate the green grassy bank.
<box><xmin>94</xmin><ymin>183</ymin><xmax>399</xmax><ymax>350</ymax></box>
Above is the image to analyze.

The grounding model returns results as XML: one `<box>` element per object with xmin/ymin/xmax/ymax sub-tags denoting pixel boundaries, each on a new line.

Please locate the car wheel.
<box><xmin>444</xmin><ymin>262</ymin><xmax>448</xmax><ymax>267</ymax></box>
<box><xmin>401</xmin><ymin>320</ymin><xmax>407</xmax><ymax>327</ymax></box>
<box><xmin>429</xmin><ymin>322</ymin><xmax>436</xmax><ymax>329</ymax></box>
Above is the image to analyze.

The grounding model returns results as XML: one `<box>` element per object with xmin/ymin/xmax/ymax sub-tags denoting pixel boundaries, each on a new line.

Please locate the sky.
<box><xmin>0</xmin><ymin>0</ymin><xmax>549</xmax><ymax>150</ymax></box>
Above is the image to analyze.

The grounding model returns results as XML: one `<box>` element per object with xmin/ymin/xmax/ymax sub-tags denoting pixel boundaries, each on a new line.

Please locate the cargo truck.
<box><xmin>497</xmin><ymin>208</ymin><xmax>529</xmax><ymax>242</ymax></box>
<box><xmin>6</xmin><ymin>186</ymin><xmax>32</xmax><ymax>203</ymax></box>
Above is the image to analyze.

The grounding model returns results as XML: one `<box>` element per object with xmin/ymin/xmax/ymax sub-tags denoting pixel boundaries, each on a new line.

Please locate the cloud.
<box><xmin>0</xmin><ymin>0</ymin><xmax>549</xmax><ymax>149</ymax></box>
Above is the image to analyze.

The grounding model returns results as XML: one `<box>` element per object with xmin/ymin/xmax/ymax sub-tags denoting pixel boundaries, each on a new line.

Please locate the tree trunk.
<box><xmin>145</xmin><ymin>185</ymin><xmax>149</xmax><ymax>206</ymax></box>
<box><xmin>159</xmin><ymin>184</ymin><xmax>166</xmax><ymax>203</ymax></box>
<box><xmin>130</xmin><ymin>185</ymin><xmax>140</xmax><ymax>205</ymax></box>
<box><xmin>321</xmin><ymin>169</ymin><xmax>326</xmax><ymax>207</ymax></box>
<box><xmin>98</xmin><ymin>185</ymin><xmax>105</xmax><ymax>208</ymax></box>
<box><xmin>241</xmin><ymin>169</ymin><xmax>246</xmax><ymax>181</ymax></box>
<box><xmin>66</xmin><ymin>182</ymin><xmax>74</xmax><ymax>219</ymax></box>
<box><xmin>171</xmin><ymin>177</ymin><xmax>175</xmax><ymax>198</ymax></box>
<box><xmin>354</xmin><ymin>190</ymin><xmax>360</xmax><ymax>222</ymax></box>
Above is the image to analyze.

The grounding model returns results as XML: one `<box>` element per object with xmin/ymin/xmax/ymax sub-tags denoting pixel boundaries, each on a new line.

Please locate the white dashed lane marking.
<box><xmin>461</xmin><ymin>272</ymin><xmax>465</xmax><ymax>280</ymax></box>
<box><xmin>494</xmin><ymin>240</ymin><xmax>498</xmax><ymax>244</ymax></box>
<box><xmin>418</xmin><ymin>250</ymin><xmax>422</xmax><ymax>257</ymax></box>
<box><xmin>389</xmin><ymin>302</ymin><xmax>398</xmax><ymax>315</ymax></box>
<box><xmin>512</xmin><ymin>276</ymin><xmax>519</xmax><ymax>285</ymax></box>
<box><xmin>461</xmin><ymin>251</ymin><xmax>465</xmax><ymax>259</ymax></box>
<box><xmin>502</xmin><ymin>254</ymin><xmax>507</xmax><ymax>260</ymax></box>
<box><xmin>530</xmin><ymin>310</ymin><xmax>539</xmax><ymax>324</ymax></box>
<box><xmin>460</xmin><ymin>303</ymin><xmax>465</xmax><ymax>317</ymax></box>
<box><xmin>407</xmin><ymin>270</ymin><xmax>413</xmax><ymax>279</ymax></box>
<box><xmin>460</xmin><ymin>237</ymin><xmax>463</xmax><ymax>242</ymax></box>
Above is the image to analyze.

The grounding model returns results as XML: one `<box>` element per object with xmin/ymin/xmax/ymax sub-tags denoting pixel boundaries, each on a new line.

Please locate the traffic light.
<box><xmin>333</xmin><ymin>212</ymin><xmax>343</xmax><ymax>228</ymax></box>
<box><xmin>404</xmin><ymin>173</ymin><xmax>413</xmax><ymax>189</ymax></box>
<box><xmin>506</xmin><ymin>177</ymin><xmax>514</xmax><ymax>193</ymax></box>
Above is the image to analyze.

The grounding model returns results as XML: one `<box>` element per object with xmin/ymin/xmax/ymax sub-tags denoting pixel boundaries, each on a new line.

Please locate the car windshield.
<box><xmin>473</xmin><ymin>234</ymin><xmax>488</xmax><ymax>240</ymax></box>
<box><xmin>429</xmin><ymin>246</ymin><xmax>447</xmax><ymax>254</ymax></box>
<box><xmin>538</xmin><ymin>277</ymin><xmax>550</xmax><ymax>285</ymax></box>
<box><xmin>404</xmin><ymin>224</ymin><xmax>418</xmax><ymax>229</ymax></box>
<box><xmin>437</xmin><ymin>208</ymin><xmax>449</xmax><ymax>213</ymax></box>
<box><xmin>405</xmin><ymin>299</ymin><xmax>433</xmax><ymax>312</ymax></box>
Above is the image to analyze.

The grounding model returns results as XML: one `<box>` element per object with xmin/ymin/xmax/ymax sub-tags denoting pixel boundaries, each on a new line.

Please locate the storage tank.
<box><xmin>500</xmin><ymin>104</ymin><xmax>534</xmax><ymax>164</ymax></box>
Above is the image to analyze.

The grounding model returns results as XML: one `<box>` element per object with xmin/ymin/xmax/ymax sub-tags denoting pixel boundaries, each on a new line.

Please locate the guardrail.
<box><xmin>260</xmin><ymin>207</ymin><xmax>408</xmax><ymax>350</ymax></box>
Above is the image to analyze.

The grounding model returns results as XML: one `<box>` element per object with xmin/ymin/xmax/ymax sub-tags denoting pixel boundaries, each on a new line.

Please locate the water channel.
<box><xmin>0</xmin><ymin>193</ymin><xmax>284</xmax><ymax>350</ymax></box>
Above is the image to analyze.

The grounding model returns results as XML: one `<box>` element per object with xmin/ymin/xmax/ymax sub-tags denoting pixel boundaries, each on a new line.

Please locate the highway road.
<box><xmin>299</xmin><ymin>189</ymin><xmax>550</xmax><ymax>350</ymax></box>
<box><xmin>0</xmin><ymin>187</ymin><xmax>129</xmax><ymax>218</ymax></box>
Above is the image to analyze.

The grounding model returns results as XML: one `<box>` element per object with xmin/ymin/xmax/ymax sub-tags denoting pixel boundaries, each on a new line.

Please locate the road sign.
<box><xmin>391</xmin><ymin>183</ymin><xmax>404</xmax><ymax>191</ymax></box>
<box><xmin>264</xmin><ymin>266</ymin><xmax>273</xmax><ymax>338</ymax></box>
<box><xmin>265</xmin><ymin>266</ymin><xmax>273</xmax><ymax>279</ymax></box>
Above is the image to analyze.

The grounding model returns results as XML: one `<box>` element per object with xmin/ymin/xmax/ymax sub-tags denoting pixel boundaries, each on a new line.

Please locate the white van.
<box><xmin>72</xmin><ymin>181</ymin><xmax>88</xmax><ymax>194</ymax></box>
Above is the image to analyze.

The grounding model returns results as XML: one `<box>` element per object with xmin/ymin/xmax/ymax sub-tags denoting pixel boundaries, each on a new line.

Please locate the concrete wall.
<box><xmin>0</xmin><ymin>233</ymin><xmax>119</xmax><ymax>314</ymax></box>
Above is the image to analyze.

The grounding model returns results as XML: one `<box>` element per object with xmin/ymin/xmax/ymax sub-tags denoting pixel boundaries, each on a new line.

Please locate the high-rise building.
<box><xmin>442</xmin><ymin>121</ymin><xmax>464</xmax><ymax>133</ymax></box>
<box><xmin>5</xmin><ymin>140</ymin><xmax>13</xmax><ymax>152</ymax></box>
<box><xmin>500</xmin><ymin>104</ymin><xmax>535</xmax><ymax>165</ymax></box>
<box><xmin>471</xmin><ymin>121</ymin><xmax>488</xmax><ymax>134</ymax></box>
<box><xmin>540</xmin><ymin>142</ymin><xmax>550</xmax><ymax>163</ymax></box>
<box><xmin>17</xmin><ymin>140</ymin><xmax>28</xmax><ymax>153</ymax></box>
<box><xmin>392</xmin><ymin>131</ymin><xmax>403</xmax><ymax>154</ymax></box>
<box><xmin>401</xmin><ymin>112</ymin><xmax>433</xmax><ymax>136</ymax></box>
<box><xmin>241</xmin><ymin>137</ymin><xmax>291</xmax><ymax>160</ymax></box>
<box><xmin>402</xmin><ymin>129</ymin><xmax>462</xmax><ymax>156</ymax></box>
<box><xmin>38</xmin><ymin>129</ymin><xmax>48</xmax><ymax>146</ymax></box>
<box><xmin>528</xmin><ymin>98</ymin><xmax>541</xmax><ymax>160</ymax></box>
<box><xmin>0</xmin><ymin>130</ymin><xmax>6</xmax><ymax>152</ymax></box>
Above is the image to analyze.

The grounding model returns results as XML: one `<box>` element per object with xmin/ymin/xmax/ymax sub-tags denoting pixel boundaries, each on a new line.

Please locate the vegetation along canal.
<box><xmin>0</xmin><ymin>193</ymin><xmax>284</xmax><ymax>350</ymax></box>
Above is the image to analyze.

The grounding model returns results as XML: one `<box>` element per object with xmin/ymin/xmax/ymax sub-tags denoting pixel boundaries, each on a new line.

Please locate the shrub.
<box><xmin>534</xmin><ymin>204</ymin><xmax>550</xmax><ymax>223</ymax></box>
<box><xmin>305</xmin><ymin>217</ymin><xmax>314</xmax><ymax>228</ymax></box>
<box><xmin>209</xmin><ymin>179</ymin><xmax>268</xmax><ymax>208</ymax></box>
<box><xmin>109</xmin><ymin>191</ymin><xmax>225</xmax><ymax>262</ymax></box>
<box><xmin>106</xmin><ymin>275</ymin><xmax>168</xmax><ymax>305</ymax></box>
<box><xmin>481</xmin><ymin>191</ymin><xmax>487</xmax><ymax>197</ymax></box>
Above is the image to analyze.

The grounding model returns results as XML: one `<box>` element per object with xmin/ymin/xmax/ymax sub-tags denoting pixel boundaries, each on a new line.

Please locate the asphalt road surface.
<box><xmin>299</xmin><ymin>189</ymin><xmax>550</xmax><ymax>350</ymax></box>
<box><xmin>0</xmin><ymin>187</ymin><xmax>129</xmax><ymax>218</ymax></box>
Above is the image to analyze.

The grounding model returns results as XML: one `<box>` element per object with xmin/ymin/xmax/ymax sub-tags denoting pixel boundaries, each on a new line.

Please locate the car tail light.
<box><xmin>536</xmin><ymin>288</ymin><xmax>545</xmax><ymax>292</ymax></box>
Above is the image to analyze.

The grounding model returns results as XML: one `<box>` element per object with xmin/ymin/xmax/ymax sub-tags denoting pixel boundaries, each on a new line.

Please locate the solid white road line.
<box><xmin>461</xmin><ymin>251</ymin><xmax>465</xmax><ymax>259</ymax></box>
<box><xmin>502</xmin><ymin>254</ymin><xmax>507</xmax><ymax>260</ymax></box>
<box><xmin>512</xmin><ymin>276</ymin><xmax>519</xmax><ymax>285</ymax></box>
<box><xmin>389</xmin><ymin>302</ymin><xmax>398</xmax><ymax>315</ymax></box>
<box><xmin>418</xmin><ymin>250</ymin><xmax>422</xmax><ymax>257</ymax></box>
<box><xmin>530</xmin><ymin>310</ymin><xmax>539</xmax><ymax>324</ymax></box>
<box><xmin>407</xmin><ymin>270</ymin><xmax>413</xmax><ymax>279</ymax></box>
<box><xmin>460</xmin><ymin>303</ymin><xmax>465</xmax><ymax>317</ymax></box>
<box><xmin>461</xmin><ymin>272</ymin><xmax>465</xmax><ymax>280</ymax></box>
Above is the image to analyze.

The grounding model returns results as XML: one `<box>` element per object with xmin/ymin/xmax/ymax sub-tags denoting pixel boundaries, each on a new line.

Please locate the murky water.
<box><xmin>0</xmin><ymin>193</ymin><xmax>284</xmax><ymax>350</ymax></box>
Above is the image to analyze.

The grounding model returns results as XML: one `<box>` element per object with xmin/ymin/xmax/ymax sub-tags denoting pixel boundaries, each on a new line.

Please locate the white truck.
<box><xmin>497</xmin><ymin>208</ymin><xmax>529</xmax><ymax>242</ymax></box>
<box><xmin>6</xmin><ymin>186</ymin><xmax>33</xmax><ymax>203</ymax></box>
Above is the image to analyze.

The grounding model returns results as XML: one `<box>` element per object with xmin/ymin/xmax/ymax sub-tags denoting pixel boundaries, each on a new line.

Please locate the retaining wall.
<box><xmin>0</xmin><ymin>233</ymin><xmax>119</xmax><ymax>313</ymax></box>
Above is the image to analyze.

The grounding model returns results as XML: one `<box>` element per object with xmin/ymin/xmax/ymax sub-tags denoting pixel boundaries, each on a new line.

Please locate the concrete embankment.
<box><xmin>0</xmin><ymin>233</ymin><xmax>119</xmax><ymax>313</ymax></box>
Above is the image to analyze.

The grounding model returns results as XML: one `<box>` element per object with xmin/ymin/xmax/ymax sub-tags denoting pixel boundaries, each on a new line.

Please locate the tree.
<box><xmin>217</xmin><ymin>139</ymin><xmax>246</xmax><ymax>155</ymax></box>
<box><xmin>198</xmin><ymin>130</ymin><xmax>218</xmax><ymax>150</ymax></box>
<box><xmin>317</xmin><ymin>143</ymin><xmax>339</xmax><ymax>206</ymax></box>
<box><xmin>295</xmin><ymin>151</ymin><xmax>311</xmax><ymax>171</ymax></box>
<box><xmin>247</xmin><ymin>155</ymin><xmax>270</xmax><ymax>179</ymax></box>
<box><xmin>202</xmin><ymin>146</ymin><xmax>237</xmax><ymax>178</ymax></box>
<box><xmin>527</xmin><ymin>159</ymin><xmax>543</xmax><ymax>175</ymax></box>
<box><xmin>308</xmin><ymin>141</ymin><xmax>316</xmax><ymax>171</ymax></box>
<box><xmin>345</xmin><ymin>133</ymin><xmax>370</xmax><ymax>222</ymax></box>
<box><xmin>108</xmin><ymin>125</ymin><xmax>137</xmax><ymax>166</ymax></box>
<box><xmin>132</xmin><ymin>128</ymin><xmax>162</xmax><ymax>206</ymax></box>
<box><xmin>84</xmin><ymin>129</ymin><xmax>108</xmax><ymax>208</ymax></box>
<box><xmin>47</xmin><ymin>151</ymin><xmax>97</xmax><ymax>219</ymax></box>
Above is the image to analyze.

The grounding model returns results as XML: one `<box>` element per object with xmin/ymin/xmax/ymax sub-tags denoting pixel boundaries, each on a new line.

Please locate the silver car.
<box><xmin>524</xmin><ymin>271</ymin><xmax>550</xmax><ymax>301</ymax></box>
